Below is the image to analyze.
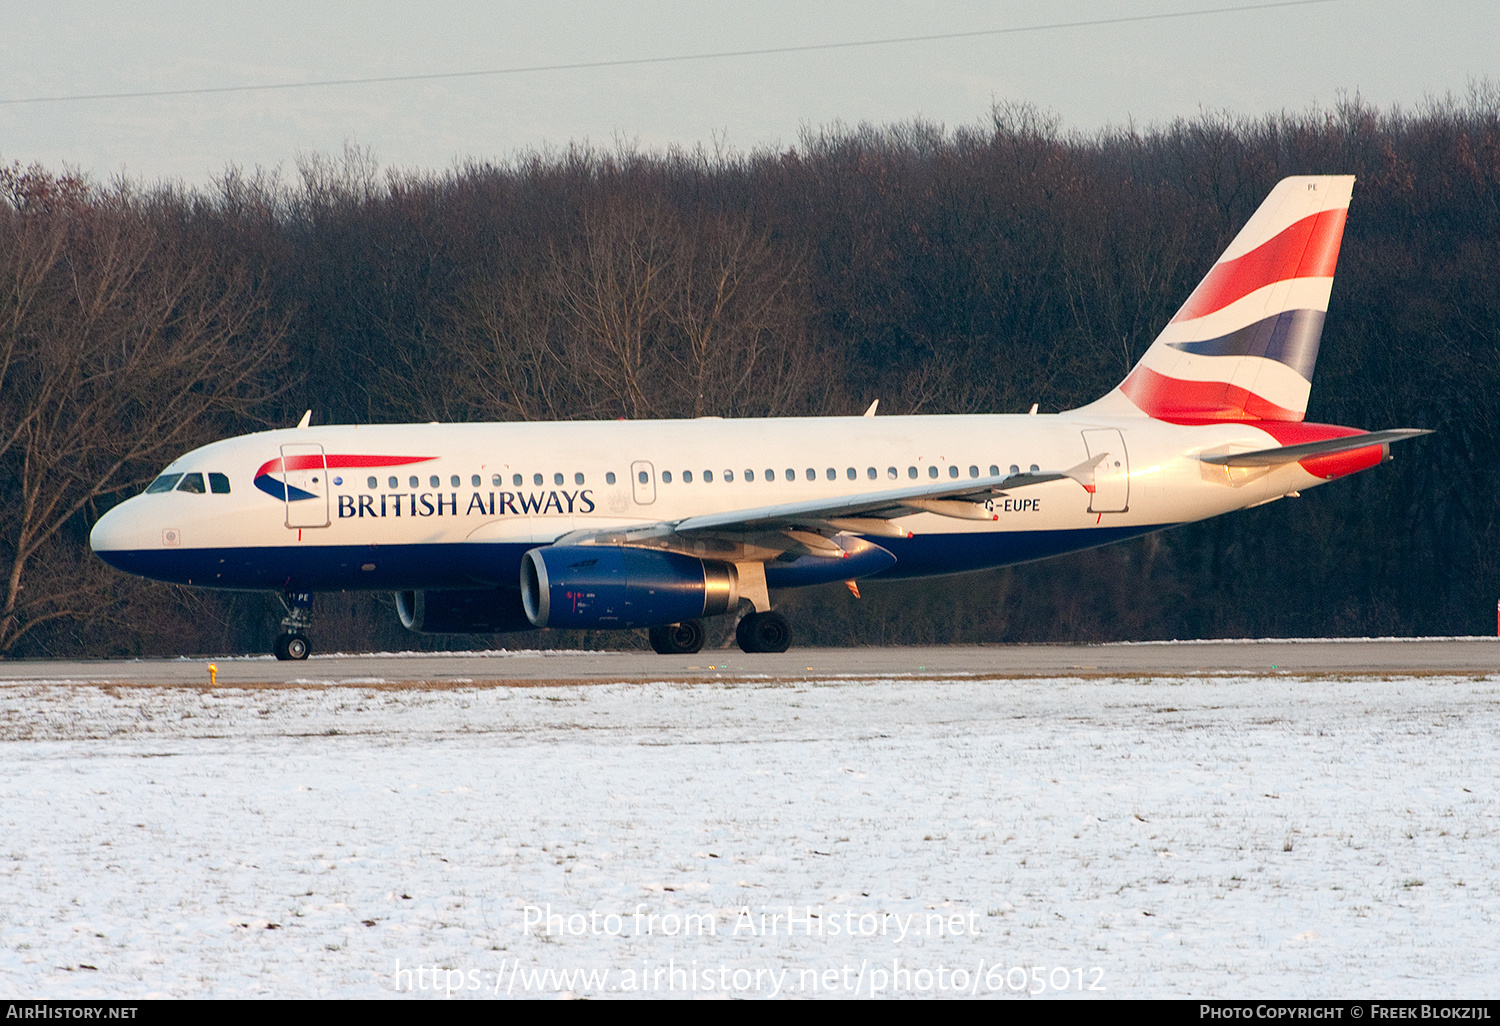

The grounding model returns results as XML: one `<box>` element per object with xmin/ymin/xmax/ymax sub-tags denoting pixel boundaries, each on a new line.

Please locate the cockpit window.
<box><xmin>175</xmin><ymin>472</ymin><xmax>206</xmax><ymax>494</ymax></box>
<box><xmin>145</xmin><ymin>473</ymin><xmax>183</xmax><ymax>494</ymax></box>
<box><xmin>209</xmin><ymin>473</ymin><xmax>231</xmax><ymax>494</ymax></box>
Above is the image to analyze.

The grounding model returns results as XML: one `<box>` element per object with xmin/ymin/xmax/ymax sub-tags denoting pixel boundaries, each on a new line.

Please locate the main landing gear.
<box><xmin>273</xmin><ymin>591</ymin><xmax>314</xmax><ymax>661</ymax></box>
<box><xmin>648</xmin><ymin>620</ymin><xmax>706</xmax><ymax>655</ymax></box>
<box><xmin>736</xmin><ymin>611</ymin><xmax>791</xmax><ymax>653</ymax></box>
<box><xmin>645</xmin><ymin>610</ymin><xmax>793</xmax><ymax>655</ymax></box>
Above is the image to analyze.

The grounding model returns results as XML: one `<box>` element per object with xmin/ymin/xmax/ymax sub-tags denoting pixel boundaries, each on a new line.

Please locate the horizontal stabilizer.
<box><xmin>1198</xmin><ymin>428</ymin><xmax>1432</xmax><ymax>467</ymax></box>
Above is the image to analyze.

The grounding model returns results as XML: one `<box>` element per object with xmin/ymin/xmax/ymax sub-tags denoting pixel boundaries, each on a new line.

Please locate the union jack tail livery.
<box><xmin>1088</xmin><ymin>175</ymin><xmax>1354</xmax><ymax>423</ymax></box>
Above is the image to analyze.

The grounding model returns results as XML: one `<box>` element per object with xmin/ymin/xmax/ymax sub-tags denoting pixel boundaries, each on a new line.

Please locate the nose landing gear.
<box><xmin>273</xmin><ymin>591</ymin><xmax>314</xmax><ymax>661</ymax></box>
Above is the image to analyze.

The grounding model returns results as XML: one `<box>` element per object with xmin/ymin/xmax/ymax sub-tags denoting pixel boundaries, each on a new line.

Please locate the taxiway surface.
<box><xmin>2</xmin><ymin>638</ymin><xmax>1495</xmax><ymax>686</ymax></box>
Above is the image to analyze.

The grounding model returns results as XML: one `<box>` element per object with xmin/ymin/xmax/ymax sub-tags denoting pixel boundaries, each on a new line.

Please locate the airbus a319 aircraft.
<box><xmin>90</xmin><ymin>175</ymin><xmax>1428</xmax><ymax>659</ymax></box>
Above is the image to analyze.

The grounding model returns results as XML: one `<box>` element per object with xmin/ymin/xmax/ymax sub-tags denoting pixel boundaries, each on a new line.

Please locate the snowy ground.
<box><xmin>2</xmin><ymin>672</ymin><xmax>1498</xmax><ymax>999</ymax></box>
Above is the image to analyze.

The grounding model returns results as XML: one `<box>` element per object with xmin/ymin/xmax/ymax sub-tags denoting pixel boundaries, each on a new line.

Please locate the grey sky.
<box><xmin>2</xmin><ymin>0</ymin><xmax>1496</xmax><ymax>185</ymax></box>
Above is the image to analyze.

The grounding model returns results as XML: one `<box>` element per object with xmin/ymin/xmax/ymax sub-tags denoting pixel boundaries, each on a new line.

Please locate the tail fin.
<box><xmin>1081</xmin><ymin>175</ymin><xmax>1354</xmax><ymax>422</ymax></box>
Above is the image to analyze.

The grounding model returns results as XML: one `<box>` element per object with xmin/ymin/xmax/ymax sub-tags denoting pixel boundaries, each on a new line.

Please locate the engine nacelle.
<box><xmin>396</xmin><ymin>588</ymin><xmax>534</xmax><ymax>634</ymax></box>
<box><xmin>520</xmin><ymin>545</ymin><xmax>738</xmax><ymax>629</ymax></box>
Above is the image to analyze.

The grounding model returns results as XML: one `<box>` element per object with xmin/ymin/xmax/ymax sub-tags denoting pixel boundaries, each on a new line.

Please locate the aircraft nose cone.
<box><xmin>89</xmin><ymin>500</ymin><xmax>139</xmax><ymax>569</ymax></box>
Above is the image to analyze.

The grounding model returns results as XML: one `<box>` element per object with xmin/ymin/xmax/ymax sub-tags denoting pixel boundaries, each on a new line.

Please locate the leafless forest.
<box><xmin>3</xmin><ymin>98</ymin><xmax>1497</xmax><ymax>657</ymax></box>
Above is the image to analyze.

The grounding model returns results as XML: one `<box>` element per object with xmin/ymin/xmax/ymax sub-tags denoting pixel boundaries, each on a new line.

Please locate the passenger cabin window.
<box><xmin>1029</xmin><ymin>464</ymin><xmax>1039</xmax><ymax>473</ymax></box>
<box><xmin>990</xmin><ymin>465</ymin><xmax>1000</xmax><ymax>477</ymax></box>
<box><xmin>683</xmin><ymin>471</ymin><xmax>693</xmax><ymax>483</ymax></box>
<box><xmin>430</xmin><ymin>475</ymin><xmax>441</xmax><ymax>488</ymax></box>
<box><xmin>928</xmin><ymin>466</ymin><xmax>939</xmax><ymax>479</ymax></box>
<box><xmin>867</xmin><ymin>467</ymin><xmax>876</xmax><ymax>479</ymax></box>
<box><xmin>146</xmin><ymin>473</ymin><xmax>183</xmax><ymax>494</ymax></box>
<box><xmin>575</xmin><ymin>473</ymin><xmax>585</xmax><ymax>485</ymax></box>
<box><xmin>846</xmin><ymin>467</ymin><xmax>856</xmax><ymax>480</ymax></box>
<box><xmin>1009</xmin><ymin>465</ymin><xmax>1020</xmax><ymax>476</ymax></box>
<box><xmin>636</xmin><ymin>471</ymin><xmax>648</xmax><ymax>485</ymax></box>
<box><xmin>948</xmin><ymin>466</ymin><xmax>959</xmax><ymax>478</ymax></box>
<box><xmin>723</xmin><ymin>470</ymin><xmax>733</xmax><ymax>482</ymax></box>
<box><xmin>176</xmin><ymin>473</ymin><xmax>206</xmax><ymax>494</ymax></box>
<box><xmin>368</xmin><ymin>476</ymin><xmax>378</xmax><ymax>489</ymax></box>
<box><xmin>765</xmin><ymin>469</ymin><xmax>775</xmax><ymax>481</ymax></box>
<box><xmin>554</xmin><ymin>473</ymin><xmax>564</xmax><ymax>485</ymax></box>
<box><xmin>492</xmin><ymin>474</ymin><xmax>503</xmax><ymax>486</ymax></box>
<box><xmin>409</xmin><ymin>476</ymin><xmax>419</xmax><ymax>488</ymax></box>
<box><xmin>887</xmin><ymin>467</ymin><xmax>897</xmax><ymax>480</ymax></box>
<box><xmin>533</xmin><ymin>474</ymin><xmax>543</xmax><ymax>486</ymax></box>
<box><xmin>471</xmin><ymin>475</ymin><xmax>481</xmax><ymax>487</ymax></box>
<box><xmin>605</xmin><ymin>472</ymin><xmax>616</xmax><ymax>485</ymax></box>
<box><xmin>210</xmin><ymin>473</ymin><xmax>230</xmax><ymax>494</ymax></box>
<box><xmin>745</xmin><ymin>470</ymin><xmax>754</xmax><ymax>482</ymax></box>
<box><xmin>450</xmin><ymin>475</ymin><xmax>460</xmax><ymax>487</ymax></box>
<box><xmin>663</xmin><ymin>471</ymin><xmax>673</xmax><ymax>483</ymax></box>
<box><xmin>785</xmin><ymin>469</ymin><xmax>795</xmax><ymax>481</ymax></box>
<box><xmin>805</xmin><ymin>468</ymin><xmax>815</xmax><ymax>481</ymax></box>
<box><xmin>703</xmin><ymin>470</ymin><xmax>713</xmax><ymax>483</ymax></box>
<box><xmin>907</xmin><ymin>467</ymin><xmax>918</xmax><ymax>479</ymax></box>
<box><xmin>825</xmin><ymin>468</ymin><xmax>835</xmax><ymax>481</ymax></box>
<box><xmin>513</xmin><ymin>474</ymin><xmax>523</xmax><ymax>486</ymax></box>
<box><xmin>389</xmin><ymin>476</ymin><xmax>399</xmax><ymax>489</ymax></box>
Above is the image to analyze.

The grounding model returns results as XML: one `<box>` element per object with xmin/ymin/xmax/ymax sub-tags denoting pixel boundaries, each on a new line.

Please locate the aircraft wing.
<box><xmin>1198</xmin><ymin>429</ymin><xmax>1432</xmax><ymax>467</ymax></box>
<box><xmin>674</xmin><ymin>457</ymin><xmax>1102</xmax><ymax>532</ymax></box>
<box><xmin>554</xmin><ymin>455</ymin><xmax>1105</xmax><ymax>551</ymax></box>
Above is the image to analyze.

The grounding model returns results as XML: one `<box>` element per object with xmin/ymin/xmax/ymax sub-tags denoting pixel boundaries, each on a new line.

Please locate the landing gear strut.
<box><xmin>274</xmin><ymin>591</ymin><xmax>314</xmax><ymax>661</ymax></box>
<box><xmin>648</xmin><ymin>620</ymin><xmax>706</xmax><ymax>655</ymax></box>
<box><xmin>736</xmin><ymin>611</ymin><xmax>791</xmax><ymax>653</ymax></box>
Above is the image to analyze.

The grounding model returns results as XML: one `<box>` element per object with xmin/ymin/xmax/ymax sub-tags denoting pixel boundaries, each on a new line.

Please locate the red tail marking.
<box><xmin>1172</xmin><ymin>209</ymin><xmax>1347</xmax><ymax>323</ymax></box>
<box><xmin>1299</xmin><ymin>445</ymin><xmax>1383</xmax><ymax>480</ymax></box>
<box><xmin>1120</xmin><ymin>366</ymin><xmax>1302</xmax><ymax>422</ymax></box>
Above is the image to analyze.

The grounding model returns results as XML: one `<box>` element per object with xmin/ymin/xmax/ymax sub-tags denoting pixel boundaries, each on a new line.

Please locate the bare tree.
<box><xmin>667</xmin><ymin>211</ymin><xmax>820</xmax><ymax>417</ymax></box>
<box><xmin>0</xmin><ymin>165</ymin><xmax>285</xmax><ymax>655</ymax></box>
<box><xmin>442</xmin><ymin>196</ymin><xmax>821</xmax><ymax>422</ymax></box>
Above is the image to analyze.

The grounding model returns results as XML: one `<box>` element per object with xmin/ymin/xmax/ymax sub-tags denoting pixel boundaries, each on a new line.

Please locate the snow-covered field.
<box><xmin>2</xmin><ymin>672</ymin><xmax>1498</xmax><ymax>999</ymax></box>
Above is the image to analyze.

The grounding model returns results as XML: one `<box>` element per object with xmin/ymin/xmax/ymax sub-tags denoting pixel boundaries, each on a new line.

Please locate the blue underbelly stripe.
<box><xmin>96</xmin><ymin>524</ymin><xmax>1177</xmax><ymax>592</ymax></box>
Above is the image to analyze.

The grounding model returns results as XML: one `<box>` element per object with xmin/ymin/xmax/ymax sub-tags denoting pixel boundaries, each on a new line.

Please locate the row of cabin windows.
<box><xmin>655</xmin><ymin>464</ymin><xmax>1033</xmax><ymax>484</ymax></box>
<box><xmin>364</xmin><ymin>472</ymin><xmax>608</xmax><ymax>490</ymax></box>
<box><xmin>357</xmin><ymin>463</ymin><xmax>1045</xmax><ymax>492</ymax></box>
<box><xmin>145</xmin><ymin>472</ymin><xmax>231</xmax><ymax>495</ymax></box>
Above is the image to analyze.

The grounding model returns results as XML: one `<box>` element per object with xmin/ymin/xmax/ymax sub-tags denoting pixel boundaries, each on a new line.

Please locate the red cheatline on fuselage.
<box><xmin>253</xmin><ymin>453</ymin><xmax>437</xmax><ymax>479</ymax></box>
<box><xmin>253</xmin><ymin>454</ymin><xmax>436</xmax><ymax>502</ymax></box>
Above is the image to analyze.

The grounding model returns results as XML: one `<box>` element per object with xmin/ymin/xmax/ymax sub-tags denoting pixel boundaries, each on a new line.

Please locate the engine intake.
<box><xmin>521</xmin><ymin>545</ymin><xmax>738</xmax><ymax>629</ymax></box>
<box><xmin>396</xmin><ymin>588</ymin><xmax>534</xmax><ymax>634</ymax></box>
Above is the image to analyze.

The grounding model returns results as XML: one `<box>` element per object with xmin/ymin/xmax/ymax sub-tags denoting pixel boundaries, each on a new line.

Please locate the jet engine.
<box><xmin>396</xmin><ymin>588</ymin><xmax>534</xmax><ymax>634</ymax></box>
<box><xmin>520</xmin><ymin>545</ymin><xmax>738</xmax><ymax>629</ymax></box>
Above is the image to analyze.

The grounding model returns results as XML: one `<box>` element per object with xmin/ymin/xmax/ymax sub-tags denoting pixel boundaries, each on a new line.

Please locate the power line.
<box><xmin>0</xmin><ymin>0</ymin><xmax>1345</xmax><ymax>107</ymax></box>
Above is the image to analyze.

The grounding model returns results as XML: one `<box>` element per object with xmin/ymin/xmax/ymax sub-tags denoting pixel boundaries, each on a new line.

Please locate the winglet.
<box><xmin>996</xmin><ymin>454</ymin><xmax>1106</xmax><ymax>494</ymax></box>
<box><xmin>1063</xmin><ymin>453</ymin><xmax>1108</xmax><ymax>494</ymax></box>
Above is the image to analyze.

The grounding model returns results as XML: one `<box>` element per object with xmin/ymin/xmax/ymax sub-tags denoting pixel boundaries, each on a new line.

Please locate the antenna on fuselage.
<box><xmin>863</xmin><ymin>400</ymin><xmax>879</xmax><ymax>417</ymax></box>
<box><xmin>296</xmin><ymin>410</ymin><xmax>312</xmax><ymax>429</ymax></box>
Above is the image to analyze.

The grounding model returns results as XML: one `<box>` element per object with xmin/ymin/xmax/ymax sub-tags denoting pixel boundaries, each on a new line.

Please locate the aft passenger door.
<box><xmin>280</xmin><ymin>443</ymin><xmax>330</xmax><ymax>528</ymax></box>
<box><xmin>1081</xmin><ymin>429</ymin><xmax>1129</xmax><ymax>513</ymax></box>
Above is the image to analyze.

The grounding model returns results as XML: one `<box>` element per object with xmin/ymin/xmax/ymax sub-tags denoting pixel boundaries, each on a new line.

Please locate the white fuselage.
<box><xmin>89</xmin><ymin>412</ymin><xmax>1343</xmax><ymax>594</ymax></box>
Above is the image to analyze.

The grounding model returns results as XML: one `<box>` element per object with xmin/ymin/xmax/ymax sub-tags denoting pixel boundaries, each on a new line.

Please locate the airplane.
<box><xmin>89</xmin><ymin>175</ymin><xmax>1430</xmax><ymax>659</ymax></box>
